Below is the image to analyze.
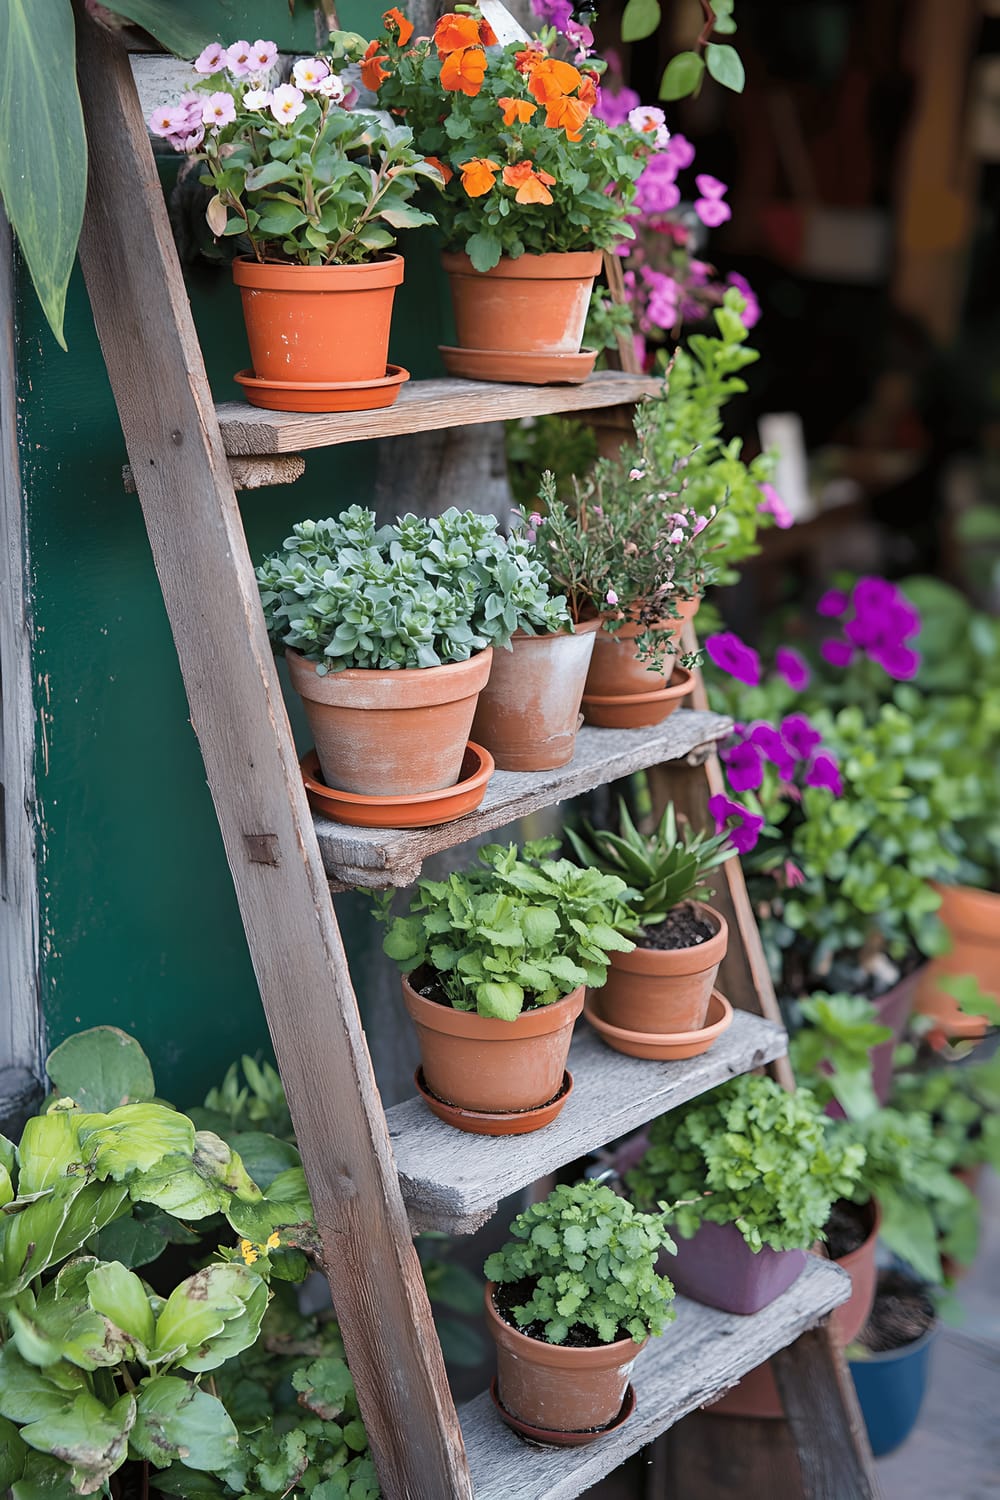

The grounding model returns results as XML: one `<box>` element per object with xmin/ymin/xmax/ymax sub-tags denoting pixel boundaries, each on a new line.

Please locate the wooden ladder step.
<box><xmin>215</xmin><ymin>370</ymin><xmax>662</xmax><ymax>454</ymax></box>
<box><xmin>316</xmin><ymin>710</ymin><xmax>732</xmax><ymax>888</ymax></box>
<box><xmin>462</xmin><ymin>1256</ymin><xmax>852</xmax><ymax>1500</ymax></box>
<box><xmin>390</xmin><ymin>1010</ymin><xmax>787</xmax><ymax>1233</ymax></box>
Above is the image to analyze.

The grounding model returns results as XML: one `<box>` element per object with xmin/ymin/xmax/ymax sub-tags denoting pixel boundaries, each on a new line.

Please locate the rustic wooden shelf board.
<box><xmin>315</xmin><ymin>710</ymin><xmax>732</xmax><ymax>888</ymax></box>
<box><xmin>215</xmin><ymin>370</ymin><xmax>662</xmax><ymax>455</ymax></box>
<box><xmin>461</xmin><ymin>1256</ymin><xmax>851</xmax><ymax>1500</ymax></box>
<box><xmin>391</xmin><ymin>1009</ymin><xmax>786</xmax><ymax>1233</ymax></box>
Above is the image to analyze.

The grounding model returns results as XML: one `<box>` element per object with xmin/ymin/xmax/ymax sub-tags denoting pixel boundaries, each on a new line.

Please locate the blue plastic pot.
<box><xmin>849</xmin><ymin>1320</ymin><xmax>937</xmax><ymax>1456</ymax></box>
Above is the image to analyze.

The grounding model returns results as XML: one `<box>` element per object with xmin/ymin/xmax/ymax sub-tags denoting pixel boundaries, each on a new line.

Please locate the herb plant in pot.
<box><xmin>152</xmin><ymin>37</ymin><xmax>441</xmax><ymax>411</ymax></box>
<box><xmin>483</xmin><ymin>1181</ymin><xmax>676</xmax><ymax>1439</ymax></box>
<box><xmin>626</xmin><ymin>1074</ymin><xmax>866</xmax><ymax>1314</ymax></box>
<box><xmin>567</xmin><ymin>800</ymin><xmax>734</xmax><ymax>1055</ymax></box>
<box><xmin>258</xmin><ymin>507</ymin><xmax>562</xmax><ymax>807</ymax></box>
<box><xmin>378</xmin><ymin>840</ymin><xmax>637</xmax><ymax>1132</ymax></box>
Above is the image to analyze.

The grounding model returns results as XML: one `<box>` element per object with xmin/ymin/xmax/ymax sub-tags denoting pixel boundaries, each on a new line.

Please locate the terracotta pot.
<box><xmin>485</xmin><ymin>1284</ymin><xmax>646</xmax><ymax>1432</ymax></box>
<box><xmin>591</xmin><ymin>902</ymin><xmax>728</xmax><ymax>1035</ymax></box>
<box><xmin>470</xmin><ymin>621</ymin><xmax>599</xmax><ymax>770</ymax></box>
<box><xmin>915</xmin><ymin>883</ymin><xmax>998</xmax><ymax>1038</ymax></box>
<box><xmin>401</xmin><ymin>974</ymin><xmax>584</xmax><ymax>1118</ymax></box>
<box><xmin>581</xmin><ymin>666</ymin><xmax>694</xmax><ymax>730</ymax></box>
<box><xmin>442</xmin><ymin>249</ymin><xmax>603</xmax><ymax>359</ymax></box>
<box><xmin>584</xmin><ymin>597</ymin><xmax>701</xmax><ymax>699</ymax></box>
<box><xmin>233</xmin><ymin>255</ymin><xmax>403</xmax><ymax>386</ymax></box>
<box><xmin>667</xmin><ymin>1220</ymin><xmax>807</xmax><ymax>1315</ymax></box>
<box><xmin>585</xmin><ymin>989</ymin><xmax>733</xmax><ymax>1060</ymax></box>
<box><xmin>825</xmin><ymin>967</ymin><xmax>924</xmax><ymax>1119</ymax></box>
<box><xmin>286</xmin><ymin>648</ymin><xmax>492</xmax><ymax>797</ymax></box>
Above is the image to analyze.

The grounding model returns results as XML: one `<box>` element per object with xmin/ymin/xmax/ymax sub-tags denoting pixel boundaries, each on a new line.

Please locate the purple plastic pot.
<box><xmin>825</xmin><ymin>966</ymin><xmax>924</xmax><ymax>1120</ymax></box>
<box><xmin>665</xmin><ymin>1220</ymin><xmax>808</xmax><ymax>1315</ymax></box>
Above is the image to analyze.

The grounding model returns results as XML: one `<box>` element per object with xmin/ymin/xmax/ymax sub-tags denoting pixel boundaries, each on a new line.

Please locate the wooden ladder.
<box><xmin>71</xmin><ymin>12</ymin><xmax>880</xmax><ymax>1497</ymax></box>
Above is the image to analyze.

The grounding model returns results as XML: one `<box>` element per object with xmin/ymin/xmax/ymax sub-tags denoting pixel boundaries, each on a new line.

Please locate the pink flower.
<box><xmin>194</xmin><ymin>42</ymin><xmax>226</xmax><ymax>74</ymax></box>
<box><xmin>270</xmin><ymin>84</ymin><xmax>306</xmax><ymax>124</ymax></box>
<box><xmin>605</xmin><ymin>589</ymin><xmax>619</xmax><ymax>606</ymax></box>
<box><xmin>817</xmin><ymin>589</ymin><xmax>848</xmax><ymax>618</ymax></box>
<box><xmin>529</xmin><ymin>512</ymin><xmax>543</xmax><ymax>527</ymax></box>
<box><xmin>692</xmin><ymin>514</ymin><xmax>709</xmax><ymax>535</ymax></box>
<box><xmin>695</xmin><ymin>173</ymin><xmax>727</xmax><ymax>199</ymax></box>
<box><xmin>225</xmin><ymin>40</ymin><xmax>254</xmax><ymax>76</ymax></box>
<box><xmin>565</xmin><ymin>20</ymin><xmax>594</xmax><ymax>61</ymax></box>
<box><xmin>821</xmin><ymin>639</ymin><xmax>854</xmax><ymax>669</ymax></box>
<box><xmin>664</xmin><ymin>132</ymin><xmax>695</xmax><ymax>170</ymax></box>
<box><xmin>629</xmin><ymin>469</ymin><xmax>644</xmax><ymax>481</ymax></box>
<box><xmin>250</xmin><ymin>39</ymin><xmax>278</xmax><ymax>71</ymax></box>
<box><xmin>628</xmin><ymin>106</ymin><xmax>670</xmax><ymax>149</ymax></box>
<box><xmin>595</xmin><ymin>84</ymin><xmax>641</xmax><ymax>128</ymax></box>
<box><xmin>805</xmin><ymin>752</ymin><xmax>843</xmax><ymax>797</ymax></box>
<box><xmin>775</xmin><ymin>646</ymin><xmax>810</xmax><ymax>692</ymax></box>
<box><xmin>292</xmin><ymin>57</ymin><xmax>330</xmax><ymax>91</ymax></box>
<box><xmin>721</xmin><ymin>738</ymin><xmax>764</xmax><ymax>792</ymax></box>
<box><xmin>668</xmin><ymin>528</ymin><xmax>685</xmax><ymax>545</ymax></box>
<box><xmin>202</xmin><ymin>92</ymin><xmax>236</xmax><ymax>128</ymax></box>
<box><xmin>757</xmin><ymin>482</ymin><xmax>793</xmax><ymax>529</ymax></box>
<box><xmin>782</xmin><ymin>860</ymin><xmax>806</xmax><ymax>888</ymax></box>
<box><xmin>148</xmin><ymin>104</ymin><xmax>188</xmax><ymax>139</ymax></box>
<box><xmin>695</xmin><ymin>195</ymin><xmax>732</xmax><ymax>228</ymax></box>
<box><xmin>727</xmin><ymin>271</ymin><xmax>761</xmax><ymax>328</ymax></box>
<box><xmin>705</xmin><ymin>631</ymin><xmax>761</xmax><ymax>687</ymax></box>
<box><xmin>242</xmin><ymin>87</ymin><xmax>271</xmax><ymax>111</ymax></box>
<box><xmin>748</xmin><ymin>723</ymin><xmax>796</xmax><ymax>781</ymax></box>
<box><xmin>780</xmin><ymin>714</ymin><xmax>822</xmax><ymax>760</ymax></box>
<box><xmin>708</xmin><ymin>793</ymin><xmax>763</xmax><ymax>855</ymax></box>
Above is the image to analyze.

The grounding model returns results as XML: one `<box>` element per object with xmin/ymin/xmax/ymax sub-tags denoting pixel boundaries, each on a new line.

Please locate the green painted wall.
<box><xmin>15</xmin><ymin>2</ymin><xmax>452</xmax><ymax>1104</ymax></box>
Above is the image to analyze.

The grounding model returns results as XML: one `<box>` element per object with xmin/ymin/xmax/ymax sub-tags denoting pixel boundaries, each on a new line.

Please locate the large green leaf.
<box><xmin>87</xmin><ymin>1260</ymin><xmax>155</xmax><ymax>1350</ymax></box>
<box><xmin>100</xmin><ymin>1</ymin><xmax>228</xmax><ymax>58</ymax></box>
<box><xmin>0</xmin><ymin>0</ymin><xmax>86</xmax><ymax>349</ymax></box>
<box><xmin>0</xmin><ymin>1416</ymin><xmax>27</xmax><ymax>1489</ymax></box>
<box><xmin>46</xmin><ymin>1027</ymin><xmax>155</xmax><ymax>1113</ymax></box>
<box><xmin>151</xmin><ymin>1264</ymin><xmax>262</xmax><ymax>1367</ymax></box>
<box><xmin>177</xmin><ymin>1274</ymin><xmax>268</xmax><ymax>1373</ymax></box>
<box><xmin>12</xmin><ymin>1452</ymin><xmax>80</xmax><ymax>1499</ymax></box>
<box><xmin>77</xmin><ymin>1105</ymin><xmax>196</xmax><ymax>1180</ymax></box>
<box><xmin>16</xmin><ymin>1113</ymin><xmax>88</xmax><ymax>1194</ymax></box>
<box><xmin>19</xmin><ymin>1391</ymin><xmax>135</xmax><ymax>1494</ymax></box>
<box><xmin>226</xmin><ymin>1166</ymin><xmax>313</xmax><ymax>1241</ymax></box>
<box><xmin>0</xmin><ymin>1346</ymin><xmax>86</xmax><ymax>1426</ymax></box>
<box><xmin>130</xmin><ymin>1376</ymin><xmax>239</xmax><ymax>1473</ymax></box>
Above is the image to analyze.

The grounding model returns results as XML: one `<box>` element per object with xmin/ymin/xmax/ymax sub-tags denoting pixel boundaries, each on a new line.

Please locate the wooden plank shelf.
<box><xmin>461</xmin><ymin>1256</ymin><xmax>851</xmax><ymax>1500</ymax></box>
<box><xmin>391</xmin><ymin>1009</ymin><xmax>787</xmax><ymax>1233</ymax></box>
<box><xmin>215</xmin><ymin>370</ymin><xmax>661</xmax><ymax>455</ymax></box>
<box><xmin>315</xmin><ymin>709</ymin><xmax>731</xmax><ymax>889</ymax></box>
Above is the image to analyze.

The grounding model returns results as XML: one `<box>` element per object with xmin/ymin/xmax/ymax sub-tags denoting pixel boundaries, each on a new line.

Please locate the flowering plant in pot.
<box><xmin>482</xmin><ymin>1180</ymin><xmax>676</xmax><ymax>1437</ymax></box>
<box><xmin>365</xmin><ymin>8</ymin><xmax>668</xmax><ymax>379</ymax></box>
<box><xmin>257</xmin><ymin>506</ymin><xmax>567</xmax><ymax>802</ymax></box>
<box><xmin>566</xmin><ymin>799</ymin><xmax>734</xmax><ymax>1051</ymax></box>
<box><xmin>625</xmin><ymin>1073</ymin><xmax>866</xmax><ymax>1314</ymax></box>
<box><xmin>150</xmin><ymin>36</ymin><xmax>442</xmax><ymax>410</ymax></box>
<box><xmin>376</xmin><ymin>839</ymin><xmax>637</xmax><ymax>1132</ymax></box>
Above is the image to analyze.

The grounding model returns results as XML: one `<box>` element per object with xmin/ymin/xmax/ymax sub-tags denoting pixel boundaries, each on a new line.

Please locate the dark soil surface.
<box><xmin>415</xmin><ymin>967</ymin><xmax>549</xmax><ymax>1013</ymax></box>
<box><xmin>639</xmin><ymin>903</ymin><xmax>715</xmax><ymax>952</ymax></box>
<box><xmin>824</xmin><ymin>1198</ymin><xmax>872</xmax><ymax>1260</ymax></box>
<box><xmin>857</xmin><ymin>1271</ymin><xmax>936</xmax><ymax>1353</ymax></box>
<box><xmin>493</xmin><ymin>1278</ymin><xmax>628</xmax><ymax>1349</ymax></box>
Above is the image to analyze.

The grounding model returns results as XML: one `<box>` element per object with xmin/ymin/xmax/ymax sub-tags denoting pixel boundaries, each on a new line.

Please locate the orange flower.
<box><xmin>526</xmin><ymin>57</ymin><xmax>583</xmax><ymax>104</ymax></box>
<box><xmin>440</xmin><ymin>45</ymin><xmax>487</xmax><ymax>96</ymax></box>
<box><xmin>502</xmin><ymin>160</ymin><xmax>556</xmax><ymax>205</ymax></box>
<box><xmin>498</xmin><ymin>96</ymin><xmax>537</xmax><ymax>126</ymax></box>
<box><xmin>460</xmin><ymin>157</ymin><xmax>500</xmax><ymax>197</ymax></box>
<box><xmin>424</xmin><ymin>154</ymin><xmax>454</xmax><ymax>185</ymax></box>
<box><xmin>434</xmin><ymin>13</ymin><xmax>481</xmax><ymax>53</ymax></box>
<box><xmin>544</xmin><ymin>93</ymin><xmax>592</xmax><ymax>141</ymax></box>
<box><xmin>514</xmin><ymin>47</ymin><xmax>543</xmax><ymax>75</ymax></box>
<box><xmin>578</xmin><ymin>74</ymin><xmax>598</xmax><ymax>108</ymax></box>
<box><xmin>478</xmin><ymin>18</ymin><xmax>499</xmax><ymax>45</ymax></box>
<box><xmin>382</xmin><ymin>6</ymin><xmax>414</xmax><ymax>45</ymax></box>
<box><xmin>360</xmin><ymin>40</ymin><xmax>391</xmax><ymax>91</ymax></box>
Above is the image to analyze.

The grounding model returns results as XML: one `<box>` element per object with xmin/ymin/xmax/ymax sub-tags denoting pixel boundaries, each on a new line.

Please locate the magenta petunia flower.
<box><xmin>749</xmin><ymin>723</ymin><xmax>797</xmax><ymax>781</ymax></box>
<box><xmin>821</xmin><ymin>639</ymin><xmax>854</xmax><ymax>669</ymax></box>
<box><xmin>721</xmin><ymin>738</ymin><xmax>764</xmax><ymax>792</ymax></box>
<box><xmin>694</xmin><ymin>196</ymin><xmax>732</xmax><ymax>228</ymax></box>
<box><xmin>817</xmin><ymin>589</ymin><xmax>848</xmax><ymax>618</ymax></box>
<box><xmin>726</xmin><ymin>272</ymin><xmax>760</xmax><ymax>327</ymax></box>
<box><xmin>757</xmin><ymin>483</ymin><xmax>793</xmax><ymax>529</ymax></box>
<box><xmin>664</xmin><ymin>132</ymin><xmax>696</xmax><ymax>171</ymax></box>
<box><xmin>805</xmin><ymin>752</ymin><xmax>843</xmax><ymax>797</ymax></box>
<box><xmin>877</xmin><ymin>642</ymin><xmax>921</xmax><ymax>680</ymax></box>
<box><xmin>775</xmin><ymin>646</ymin><xmax>810</xmax><ymax>692</ymax></box>
<box><xmin>705</xmin><ymin>632</ymin><xmax>761</xmax><ymax>686</ymax></box>
<box><xmin>780</xmin><ymin>713</ymin><xmax>822</xmax><ymax>760</ymax></box>
<box><xmin>708</xmin><ymin>793</ymin><xmax>764</xmax><ymax>854</ymax></box>
<box><xmin>594</xmin><ymin>84</ymin><xmax>641</xmax><ymax>128</ymax></box>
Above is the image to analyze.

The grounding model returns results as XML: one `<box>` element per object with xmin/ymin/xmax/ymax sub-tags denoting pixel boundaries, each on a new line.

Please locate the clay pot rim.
<box><xmin>585</xmin><ymin>989</ymin><xmax>734</xmax><ymax>1055</ymax></box>
<box><xmin>287</xmin><ymin>644</ymin><xmax>493</xmax><ymax>691</ymax></box>
<box><xmin>234</xmin><ymin>363</ymin><xmax>408</xmax><ymax>395</ymax></box>
<box><xmin>931</xmin><ymin>879</ymin><xmax>1000</xmax><ymax>942</ymax></box>
<box><xmin>414</xmin><ymin>1068</ymin><xmax>573</xmax><ymax>1134</ymax></box>
<box><xmin>402</xmin><ymin>974</ymin><xmax>586</xmax><ymax>1039</ymax></box>
<box><xmin>509</xmin><ymin>617</ymin><xmax>603</xmax><ymax>643</ymax></box>
<box><xmin>300</xmin><ymin>741</ymin><xmax>493</xmax><ymax>823</ymax></box>
<box><xmin>822</xmin><ymin>1196</ymin><xmax>882</xmax><ymax>1270</ymax></box>
<box><xmin>484</xmin><ymin>1284</ymin><xmax>648</xmax><ymax>1368</ymax></box>
<box><xmin>848</xmin><ymin>1318</ymin><xmax>939</xmax><ymax>1365</ymax></box>
<box><xmin>582</xmin><ymin>666</ymin><xmax>694</xmax><ymax>709</ymax></box>
<box><xmin>441</xmin><ymin>248</ymin><xmax>603</xmax><ymax>278</ymax></box>
<box><xmin>619</xmin><ymin>901</ymin><xmax>729</xmax><ymax>975</ymax></box>
<box><xmin>489</xmin><ymin>1377</ymin><xmax>636</xmax><ymax>1445</ymax></box>
<box><xmin>233</xmin><ymin>253</ymin><xmax>404</xmax><ymax>289</ymax></box>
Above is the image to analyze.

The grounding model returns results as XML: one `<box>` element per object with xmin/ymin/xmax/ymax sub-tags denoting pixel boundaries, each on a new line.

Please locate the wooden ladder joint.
<box><xmin>122</xmin><ymin>455</ymin><xmax>306</xmax><ymax>493</ymax></box>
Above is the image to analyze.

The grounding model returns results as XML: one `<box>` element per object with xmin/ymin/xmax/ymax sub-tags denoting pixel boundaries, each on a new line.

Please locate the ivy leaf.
<box><xmin>621</xmin><ymin>0</ymin><xmax>661</xmax><ymax>43</ymax></box>
<box><xmin>291</xmin><ymin>1357</ymin><xmax>355</xmax><ymax>1421</ymax></box>
<box><xmin>46</xmin><ymin>1027</ymin><xmax>155</xmax><ymax>1113</ymax></box>
<box><xmin>659</xmin><ymin>51</ymin><xmax>705</xmax><ymax>101</ymax></box>
<box><xmin>130</xmin><ymin>1376</ymin><xmax>239</xmax><ymax>1472</ymax></box>
<box><xmin>705</xmin><ymin>42</ymin><xmax>746</xmax><ymax>93</ymax></box>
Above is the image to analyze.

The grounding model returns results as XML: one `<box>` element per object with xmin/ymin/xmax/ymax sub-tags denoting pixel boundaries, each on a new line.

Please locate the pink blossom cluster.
<box><xmin>817</xmin><ymin>578</ymin><xmax>922</xmax><ymax>681</ymax></box>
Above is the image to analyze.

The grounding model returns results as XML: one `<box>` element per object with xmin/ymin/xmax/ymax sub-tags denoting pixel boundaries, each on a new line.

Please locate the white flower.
<box><xmin>292</xmin><ymin>56</ymin><xmax>331</xmax><ymax>91</ymax></box>
<box><xmin>242</xmin><ymin>86</ymin><xmax>271</xmax><ymax>111</ymax></box>
<box><xmin>270</xmin><ymin>84</ymin><xmax>306</xmax><ymax>124</ymax></box>
<box><xmin>317</xmin><ymin>72</ymin><xmax>347</xmax><ymax>102</ymax></box>
<box><xmin>628</xmin><ymin>105</ymin><xmax>670</xmax><ymax>149</ymax></box>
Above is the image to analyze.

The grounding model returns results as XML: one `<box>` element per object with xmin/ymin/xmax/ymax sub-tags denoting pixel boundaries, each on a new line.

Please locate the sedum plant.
<box><xmin>626</xmin><ymin>1074</ymin><xmax>866</xmax><ymax>1253</ymax></box>
<box><xmin>483</xmin><ymin>1181</ymin><xmax>676</xmax><ymax>1345</ymax></box>
<box><xmin>566</xmin><ymin>799</ymin><xmax>733</xmax><ymax>928</ymax></box>
<box><xmin>377</xmin><ymin>839</ymin><xmax>637</xmax><ymax>1020</ymax></box>
<box><xmin>257</xmin><ymin>506</ymin><xmax>570</xmax><ymax>673</ymax></box>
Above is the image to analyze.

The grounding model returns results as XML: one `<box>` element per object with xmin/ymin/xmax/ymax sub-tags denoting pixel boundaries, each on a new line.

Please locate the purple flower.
<box><xmin>694</xmin><ymin>174</ymin><xmax>731</xmax><ymax>228</ymax></box>
<box><xmin>821</xmin><ymin>639</ymin><xmax>854</xmax><ymax>669</ymax></box>
<box><xmin>721</xmin><ymin>738</ymin><xmax>764</xmax><ymax>792</ymax></box>
<box><xmin>805</xmin><ymin>752</ymin><xmax>843</xmax><ymax>797</ymax></box>
<box><xmin>194</xmin><ymin>42</ymin><xmax>226</xmax><ymax>74</ymax></box>
<box><xmin>595</xmin><ymin>84</ymin><xmax>641</xmax><ymax>128</ymax></box>
<box><xmin>708</xmin><ymin>794</ymin><xmax>764</xmax><ymax>854</ymax></box>
<box><xmin>780</xmin><ymin>714</ymin><xmax>822</xmax><ymax>760</ymax></box>
<box><xmin>877</xmin><ymin>642</ymin><xmax>921</xmax><ymax>680</ymax></box>
<box><xmin>817</xmin><ymin>589</ymin><xmax>848</xmax><ymax>618</ymax></box>
<box><xmin>775</xmin><ymin>646</ymin><xmax>810</xmax><ymax>692</ymax></box>
<box><xmin>726</xmin><ymin>272</ymin><xmax>761</xmax><ymax>327</ymax></box>
<box><xmin>530</xmin><ymin>0</ymin><xmax>574</xmax><ymax>30</ymax></box>
<box><xmin>225</xmin><ymin>40</ymin><xmax>254</xmax><ymax>76</ymax></box>
<box><xmin>664</xmin><ymin>133</ymin><xmax>696</xmax><ymax>171</ymax></box>
<box><xmin>705</xmin><ymin>631</ymin><xmax>761</xmax><ymax>686</ymax></box>
<box><xmin>757</xmin><ymin>483</ymin><xmax>793</xmax><ymax>529</ymax></box>
<box><xmin>840</xmin><ymin>576</ymin><xmax>922</xmax><ymax>679</ymax></box>
<box><xmin>749</xmin><ymin>723</ymin><xmax>797</xmax><ymax>781</ymax></box>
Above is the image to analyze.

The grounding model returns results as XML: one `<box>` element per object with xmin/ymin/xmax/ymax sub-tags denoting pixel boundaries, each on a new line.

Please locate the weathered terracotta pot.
<box><xmin>581</xmin><ymin>666</ymin><xmax>694</xmax><ymax>730</ymax></box>
<box><xmin>286</xmin><ymin>648</ymin><xmax>492</xmax><ymax>797</ymax></box>
<box><xmin>915</xmin><ymin>883</ymin><xmax>998</xmax><ymax>1038</ymax></box>
<box><xmin>470</xmin><ymin>620</ymin><xmax>600</xmax><ymax>771</ymax></box>
<box><xmin>233</xmin><ymin>255</ymin><xmax>403</xmax><ymax>387</ymax></box>
<box><xmin>485</xmin><ymin>1284</ymin><xmax>646</xmax><ymax>1433</ymax></box>
<box><xmin>591</xmin><ymin>902</ymin><xmax>728</xmax><ymax>1036</ymax></box>
<box><xmin>584</xmin><ymin>596</ymin><xmax>701</xmax><ymax>699</ymax></box>
<box><xmin>442</xmin><ymin>249</ymin><xmax>602</xmax><ymax>360</ymax></box>
<box><xmin>401</xmin><ymin>974</ymin><xmax>583</xmax><ymax>1118</ymax></box>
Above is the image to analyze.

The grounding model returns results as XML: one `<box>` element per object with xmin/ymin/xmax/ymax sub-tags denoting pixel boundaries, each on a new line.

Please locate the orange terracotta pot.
<box><xmin>233</xmin><ymin>255</ymin><xmax>403</xmax><ymax>386</ymax></box>
<box><xmin>485</xmin><ymin>1284</ymin><xmax>646</xmax><ymax>1432</ymax></box>
<box><xmin>286</xmin><ymin>648</ymin><xmax>492</xmax><ymax>797</ymax></box>
<box><xmin>584</xmin><ymin>597</ymin><xmax>701</xmax><ymax>699</ymax></box>
<box><xmin>470</xmin><ymin>621</ymin><xmax>600</xmax><ymax>771</ymax></box>
<box><xmin>401</xmin><ymin>975</ymin><xmax>584</xmax><ymax>1117</ymax></box>
<box><xmin>914</xmin><ymin>883</ymin><xmax>998</xmax><ymax>1039</ymax></box>
<box><xmin>442</xmin><ymin>249</ymin><xmax>603</xmax><ymax>359</ymax></box>
<box><xmin>591</xmin><ymin>902</ymin><xmax>728</xmax><ymax>1035</ymax></box>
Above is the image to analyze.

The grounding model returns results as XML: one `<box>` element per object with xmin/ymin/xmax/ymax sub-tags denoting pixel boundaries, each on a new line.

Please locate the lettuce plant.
<box><xmin>378</xmin><ymin>839</ymin><xmax>637</xmax><ymax>1020</ymax></box>
<box><xmin>626</xmin><ymin>1074</ymin><xmax>865</xmax><ymax>1253</ymax></box>
<box><xmin>257</xmin><ymin>506</ymin><xmax>570</xmax><ymax>673</ymax></box>
<box><xmin>483</xmin><ymin>1181</ymin><xmax>676</xmax><ymax>1345</ymax></box>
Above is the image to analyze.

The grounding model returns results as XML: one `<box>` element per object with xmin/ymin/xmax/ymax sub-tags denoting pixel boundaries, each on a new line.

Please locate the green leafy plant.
<box><xmin>787</xmin><ymin>994</ymin><xmax>892</xmax><ymax>1120</ymax></box>
<box><xmin>483</xmin><ymin>1181</ymin><xmax>676</xmax><ymax>1345</ymax></box>
<box><xmin>195</xmin><ymin>1055</ymin><xmax>293</xmax><ymax>1142</ymax></box>
<box><xmin>257</xmin><ymin>506</ymin><xmax>570</xmax><ymax>673</ymax></box>
<box><xmin>620</xmin><ymin>0</ymin><xmax>745</xmax><ymax>102</ymax></box>
<box><xmin>565</xmin><ymin>799</ymin><xmax>733</xmax><ymax>927</ymax></box>
<box><xmin>377</xmin><ymin>839</ymin><xmax>638</xmax><ymax>1020</ymax></box>
<box><xmin>626</xmin><ymin>1074</ymin><xmax>866</xmax><ymax>1252</ymax></box>
<box><xmin>891</xmin><ymin>1051</ymin><xmax>1000</xmax><ymax>1178</ymax></box>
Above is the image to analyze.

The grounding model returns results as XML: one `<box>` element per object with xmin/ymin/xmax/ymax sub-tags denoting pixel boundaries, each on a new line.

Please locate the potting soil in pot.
<box><xmin>637</xmin><ymin>905</ymin><xmax>716</xmax><ymax>951</ymax></box>
<box><xmin>824</xmin><ymin>1199</ymin><xmax>872</xmax><ymax>1261</ymax></box>
<box><xmin>493</xmin><ymin>1280</ymin><xmax>627</xmax><ymax>1352</ymax></box>
<box><xmin>856</xmin><ymin>1271</ymin><xmax>935</xmax><ymax>1353</ymax></box>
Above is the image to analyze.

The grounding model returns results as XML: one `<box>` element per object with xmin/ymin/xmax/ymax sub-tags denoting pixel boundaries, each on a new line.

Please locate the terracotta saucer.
<box><xmin>414</xmin><ymin>1069</ymin><xmax>573</xmax><ymax>1136</ymax></box>
<box><xmin>584</xmin><ymin>989</ymin><xmax>734</xmax><ymax>1060</ymax></box>
<box><xmin>300</xmin><ymin>741</ymin><xmax>493</xmax><ymax>829</ymax></box>
<box><xmin>581</xmin><ymin>666</ymin><xmax>694</xmax><ymax>730</ymax></box>
<box><xmin>489</xmin><ymin>1379</ymin><xmax>636</xmax><ymax>1447</ymax></box>
<box><xmin>234</xmin><ymin>363</ymin><xmax>409</xmax><ymax>413</ymax></box>
<box><xmin>439</xmin><ymin>345</ymin><xmax>597</xmax><ymax>386</ymax></box>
